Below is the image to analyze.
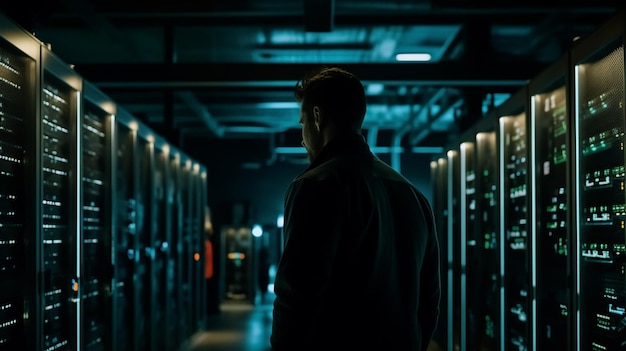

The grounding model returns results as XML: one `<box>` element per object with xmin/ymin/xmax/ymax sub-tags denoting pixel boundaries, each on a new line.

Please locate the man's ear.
<box><xmin>313</xmin><ymin>106</ymin><xmax>321</xmax><ymax>131</ymax></box>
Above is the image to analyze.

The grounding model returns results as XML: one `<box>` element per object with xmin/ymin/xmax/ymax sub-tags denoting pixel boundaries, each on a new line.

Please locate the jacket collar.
<box><xmin>302</xmin><ymin>132</ymin><xmax>371</xmax><ymax>173</ymax></box>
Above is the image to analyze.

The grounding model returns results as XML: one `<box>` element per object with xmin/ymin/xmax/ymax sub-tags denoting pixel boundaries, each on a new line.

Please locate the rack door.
<box><xmin>574</xmin><ymin>37</ymin><xmax>625</xmax><ymax>351</ymax></box>
<box><xmin>446</xmin><ymin>149</ymin><xmax>462</xmax><ymax>351</ymax></box>
<box><xmin>112</xmin><ymin>121</ymin><xmax>137</xmax><ymax>351</ymax></box>
<box><xmin>167</xmin><ymin>154</ymin><xmax>183</xmax><ymax>350</ymax></box>
<box><xmin>430</xmin><ymin>157</ymin><xmax>449</xmax><ymax>350</ymax></box>
<box><xmin>135</xmin><ymin>134</ymin><xmax>153</xmax><ymax>351</ymax></box>
<box><xmin>0</xmin><ymin>34</ymin><xmax>37</xmax><ymax>350</ymax></box>
<box><xmin>530</xmin><ymin>77</ymin><xmax>570</xmax><ymax>350</ymax></box>
<box><xmin>41</xmin><ymin>69</ymin><xmax>79</xmax><ymax>351</ymax></box>
<box><xmin>475</xmin><ymin>131</ymin><xmax>500</xmax><ymax>350</ymax></box>
<box><xmin>81</xmin><ymin>99</ymin><xmax>112</xmax><ymax>351</ymax></box>
<box><xmin>460</xmin><ymin>141</ymin><xmax>475</xmax><ymax>351</ymax></box>
<box><xmin>499</xmin><ymin>107</ymin><xmax>531</xmax><ymax>351</ymax></box>
<box><xmin>153</xmin><ymin>144</ymin><xmax>170</xmax><ymax>351</ymax></box>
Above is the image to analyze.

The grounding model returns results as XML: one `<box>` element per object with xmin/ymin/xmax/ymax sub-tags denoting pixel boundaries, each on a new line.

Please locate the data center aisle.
<box><xmin>180</xmin><ymin>294</ymin><xmax>275</xmax><ymax>351</ymax></box>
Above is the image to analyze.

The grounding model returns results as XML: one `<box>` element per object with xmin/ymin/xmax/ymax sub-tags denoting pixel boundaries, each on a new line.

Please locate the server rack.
<box><xmin>0</xmin><ymin>12</ymin><xmax>210</xmax><ymax>350</ymax></box>
<box><xmin>198</xmin><ymin>167</ymin><xmax>208</xmax><ymax>330</ymax></box>
<box><xmin>459</xmin><ymin>139</ymin><xmax>475</xmax><ymax>351</ymax></box>
<box><xmin>434</xmin><ymin>108</ymin><xmax>505</xmax><ymax>351</ymax></box>
<box><xmin>430</xmin><ymin>157</ymin><xmax>449</xmax><ymax>350</ymax></box>
<box><xmin>199</xmin><ymin>169</ymin><xmax>208</xmax><ymax>330</ymax></box>
<box><xmin>180</xmin><ymin>160</ymin><xmax>194</xmax><ymax>339</ymax></box>
<box><xmin>186</xmin><ymin>161</ymin><xmax>205</xmax><ymax>333</ymax></box>
<box><xmin>41</xmin><ymin>45</ymin><xmax>82</xmax><ymax>351</ymax></box>
<box><xmin>0</xmin><ymin>16</ymin><xmax>39</xmax><ymax>351</ymax></box>
<box><xmin>153</xmin><ymin>141</ymin><xmax>171</xmax><ymax>351</ymax></box>
<box><xmin>437</xmin><ymin>115</ymin><xmax>501</xmax><ymax>351</ymax></box>
<box><xmin>572</xmin><ymin>11</ymin><xmax>626</xmax><ymax>350</ymax></box>
<box><xmin>427</xmin><ymin>9</ymin><xmax>626</xmax><ymax>351</ymax></box>
<box><xmin>497</xmin><ymin>88</ymin><xmax>532</xmax><ymax>351</ymax></box>
<box><xmin>112</xmin><ymin>110</ymin><xmax>138</xmax><ymax>351</ymax></box>
<box><xmin>135</xmin><ymin>127</ymin><xmax>154</xmax><ymax>351</ymax></box>
<box><xmin>459</xmin><ymin>116</ymin><xmax>501</xmax><ymax>351</ymax></box>
<box><xmin>176</xmin><ymin>154</ymin><xmax>206</xmax><ymax>339</ymax></box>
<box><xmin>167</xmin><ymin>151</ymin><xmax>184</xmax><ymax>350</ymax></box>
<box><xmin>81</xmin><ymin>81</ymin><xmax>115</xmax><ymax>351</ymax></box>
<box><xmin>528</xmin><ymin>55</ymin><xmax>572</xmax><ymax>351</ymax></box>
<box><xmin>446</xmin><ymin>148</ymin><xmax>462</xmax><ymax>351</ymax></box>
<box><xmin>474</xmin><ymin>127</ymin><xmax>500</xmax><ymax>351</ymax></box>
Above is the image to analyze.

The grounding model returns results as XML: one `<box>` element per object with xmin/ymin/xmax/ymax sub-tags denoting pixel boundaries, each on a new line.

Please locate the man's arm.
<box><xmin>417</xmin><ymin>193</ymin><xmax>441</xmax><ymax>351</ymax></box>
<box><xmin>270</xmin><ymin>178</ymin><xmax>339</xmax><ymax>350</ymax></box>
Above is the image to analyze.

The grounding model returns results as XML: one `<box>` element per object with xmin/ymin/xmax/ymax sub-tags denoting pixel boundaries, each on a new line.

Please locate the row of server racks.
<box><xmin>430</xmin><ymin>10</ymin><xmax>626</xmax><ymax>351</ymax></box>
<box><xmin>0</xmin><ymin>12</ymin><xmax>209</xmax><ymax>351</ymax></box>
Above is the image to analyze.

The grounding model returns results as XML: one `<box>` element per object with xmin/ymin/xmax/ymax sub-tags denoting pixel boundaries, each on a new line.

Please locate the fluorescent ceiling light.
<box><xmin>366</xmin><ymin>83</ymin><xmax>384</xmax><ymax>95</ymax></box>
<box><xmin>395</xmin><ymin>53</ymin><xmax>432</xmax><ymax>62</ymax></box>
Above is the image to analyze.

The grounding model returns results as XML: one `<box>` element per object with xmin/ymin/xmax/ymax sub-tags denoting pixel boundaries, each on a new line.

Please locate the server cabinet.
<box><xmin>81</xmin><ymin>82</ymin><xmax>114</xmax><ymax>351</ymax></box>
<box><xmin>41</xmin><ymin>47</ymin><xmax>81</xmax><ymax>351</ymax></box>
<box><xmin>475</xmin><ymin>129</ymin><xmax>500</xmax><ymax>350</ymax></box>
<box><xmin>459</xmin><ymin>140</ymin><xmax>475</xmax><ymax>351</ymax></box>
<box><xmin>198</xmin><ymin>169</ymin><xmax>208</xmax><ymax>330</ymax></box>
<box><xmin>459</xmin><ymin>116</ymin><xmax>500</xmax><ymax>351</ymax></box>
<box><xmin>177</xmin><ymin>160</ymin><xmax>192</xmax><ymax>338</ymax></box>
<box><xmin>430</xmin><ymin>157</ymin><xmax>449</xmax><ymax>350</ymax></box>
<box><xmin>188</xmin><ymin>163</ymin><xmax>205</xmax><ymax>332</ymax></box>
<box><xmin>153</xmin><ymin>142</ymin><xmax>171</xmax><ymax>351</ymax></box>
<box><xmin>112</xmin><ymin>112</ymin><xmax>138</xmax><ymax>351</ymax></box>
<box><xmin>572</xmin><ymin>12</ymin><xmax>626</xmax><ymax>350</ymax></box>
<box><xmin>446</xmin><ymin>149</ymin><xmax>462</xmax><ymax>351</ymax></box>
<box><xmin>167</xmin><ymin>152</ymin><xmax>184</xmax><ymax>350</ymax></box>
<box><xmin>135</xmin><ymin>129</ymin><xmax>154</xmax><ymax>351</ymax></box>
<box><xmin>0</xmin><ymin>17</ymin><xmax>38</xmax><ymax>351</ymax></box>
<box><xmin>529</xmin><ymin>56</ymin><xmax>571</xmax><ymax>351</ymax></box>
<box><xmin>0</xmin><ymin>13</ymin><xmax>209</xmax><ymax>350</ymax></box>
<box><xmin>498</xmin><ymin>89</ymin><xmax>531</xmax><ymax>351</ymax></box>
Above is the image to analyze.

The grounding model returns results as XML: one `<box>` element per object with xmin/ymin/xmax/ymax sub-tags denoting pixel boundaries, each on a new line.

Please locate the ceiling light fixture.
<box><xmin>395</xmin><ymin>53</ymin><xmax>432</xmax><ymax>62</ymax></box>
<box><xmin>366</xmin><ymin>83</ymin><xmax>384</xmax><ymax>95</ymax></box>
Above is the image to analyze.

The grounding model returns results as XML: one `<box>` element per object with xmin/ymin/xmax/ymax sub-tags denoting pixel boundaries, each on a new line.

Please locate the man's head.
<box><xmin>295</xmin><ymin>66</ymin><xmax>366</xmax><ymax>162</ymax></box>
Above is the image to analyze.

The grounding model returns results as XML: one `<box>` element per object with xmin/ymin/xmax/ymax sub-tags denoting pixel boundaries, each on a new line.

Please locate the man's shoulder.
<box><xmin>292</xmin><ymin>156</ymin><xmax>414</xmax><ymax>188</ymax></box>
<box><xmin>370</xmin><ymin>158</ymin><xmax>414</xmax><ymax>185</ymax></box>
<box><xmin>294</xmin><ymin>158</ymin><xmax>343</xmax><ymax>182</ymax></box>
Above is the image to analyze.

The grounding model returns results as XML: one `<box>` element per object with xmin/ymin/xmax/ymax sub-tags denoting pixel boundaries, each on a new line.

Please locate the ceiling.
<box><xmin>2</xmin><ymin>0</ymin><xmax>622</xmax><ymax>167</ymax></box>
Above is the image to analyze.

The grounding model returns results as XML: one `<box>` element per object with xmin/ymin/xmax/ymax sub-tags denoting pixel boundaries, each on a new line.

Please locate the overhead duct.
<box><xmin>390</xmin><ymin>88</ymin><xmax>448</xmax><ymax>172</ymax></box>
<box><xmin>409</xmin><ymin>98</ymin><xmax>464</xmax><ymax>145</ymax></box>
<box><xmin>176</xmin><ymin>91</ymin><xmax>225</xmax><ymax>137</ymax></box>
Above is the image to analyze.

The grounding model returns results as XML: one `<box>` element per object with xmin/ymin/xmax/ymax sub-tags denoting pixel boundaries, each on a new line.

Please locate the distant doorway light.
<box><xmin>395</xmin><ymin>53</ymin><xmax>432</xmax><ymax>62</ymax></box>
<box><xmin>252</xmin><ymin>224</ymin><xmax>263</xmax><ymax>237</ymax></box>
<box><xmin>277</xmin><ymin>214</ymin><xmax>284</xmax><ymax>228</ymax></box>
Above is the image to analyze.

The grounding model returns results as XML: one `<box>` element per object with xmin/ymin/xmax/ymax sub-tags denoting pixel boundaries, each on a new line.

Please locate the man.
<box><xmin>270</xmin><ymin>66</ymin><xmax>441</xmax><ymax>350</ymax></box>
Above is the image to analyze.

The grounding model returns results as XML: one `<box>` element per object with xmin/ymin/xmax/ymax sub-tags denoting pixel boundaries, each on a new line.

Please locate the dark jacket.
<box><xmin>270</xmin><ymin>133</ymin><xmax>440</xmax><ymax>350</ymax></box>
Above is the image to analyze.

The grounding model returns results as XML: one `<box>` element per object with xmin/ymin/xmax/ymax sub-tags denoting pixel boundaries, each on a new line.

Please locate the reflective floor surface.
<box><xmin>180</xmin><ymin>295</ymin><xmax>274</xmax><ymax>351</ymax></box>
<box><xmin>178</xmin><ymin>292</ymin><xmax>447</xmax><ymax>351</ymax></box>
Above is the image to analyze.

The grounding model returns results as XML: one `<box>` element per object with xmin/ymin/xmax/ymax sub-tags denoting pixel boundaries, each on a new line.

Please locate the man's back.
<box><xmin>271</xmin><ymin>134</ymin><xmax>440</xmax><ymax>350</ymax></box>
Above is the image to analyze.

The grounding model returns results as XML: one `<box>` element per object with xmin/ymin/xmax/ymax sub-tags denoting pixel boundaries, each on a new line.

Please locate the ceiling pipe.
<box><xmin>434</xmin><ymin>25</ymin><xmax>463</xmax><ymax>61</ymax></box>
<box><xmin>409</xmin><ymin>98</ymin><xmax>464</xmax><ymax>145</ymax></box>
<box><xmin>176</xmin><ymin>90</ymin><xmax>225</xmax><ymax>137</ymax></box>
<box><xmin>222</xmin><ymin>126</ymin><xmax>282</xmax><ymax>134</ymax></box>
<box><xmin>390</xmin><ymin>87</ymin><xmax>448</xmax><ymax>172</ymax></box>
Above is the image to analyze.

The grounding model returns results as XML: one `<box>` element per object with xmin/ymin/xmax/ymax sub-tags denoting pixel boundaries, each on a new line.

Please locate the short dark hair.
<box><xmin>294</xmin><ymin>66</ymin><xmax>366</xmax><ymax>131</ymax></box>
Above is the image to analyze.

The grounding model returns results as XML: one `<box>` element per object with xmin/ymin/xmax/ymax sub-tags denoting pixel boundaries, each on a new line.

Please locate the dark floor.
<box><xmin>178</xmin><ymin>292</ymin><xmax>445</xmax><ymax>351</ymax></box>
<box><xmin>180</xmin><ymin>294</ymin><xmax>275</xmax><ymax>351</ymax></box>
